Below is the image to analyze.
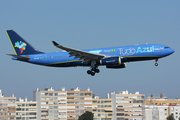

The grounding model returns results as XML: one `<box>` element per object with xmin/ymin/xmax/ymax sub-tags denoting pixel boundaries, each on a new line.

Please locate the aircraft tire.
<box><xmin>87</xmin><ymin>70</ymin><xmax>91</xmax><ymax>74</ymax></box>
<box><xmin>155</xmin><ymin>63</ymin><xmax>158</xmax><ymax>66</ymax></box>
<box><xmin>95</xmin><ymin>69</ymin><xmax>100</xmax><ymax>73</ymax></box>
<box><xmin>91</xmin><ymin>72</ymin><xmax>95</xmax><ymax>76</ymax></box>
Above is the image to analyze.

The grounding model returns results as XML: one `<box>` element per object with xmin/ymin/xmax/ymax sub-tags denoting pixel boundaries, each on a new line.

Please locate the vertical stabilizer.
<box><xmin>6</xmin><ymin>30</ymin><xmax>43</xmax><ymax>55</ymax></box>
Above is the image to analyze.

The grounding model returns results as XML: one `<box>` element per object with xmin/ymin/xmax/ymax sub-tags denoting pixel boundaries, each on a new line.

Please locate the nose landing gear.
<box><xmin>155</xmin><ymin>59</ymin><xmax>158</xmax><ymax>66</ymax></box>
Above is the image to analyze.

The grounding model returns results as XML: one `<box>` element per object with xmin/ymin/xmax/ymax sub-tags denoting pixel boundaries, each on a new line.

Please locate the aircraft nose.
<box><xmin>170</xmin><ymin>48</ymin><xmax>175</xmax><ymax>55</ymax></box>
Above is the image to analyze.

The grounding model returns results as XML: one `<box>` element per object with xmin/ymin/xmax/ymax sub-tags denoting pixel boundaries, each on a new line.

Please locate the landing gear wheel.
<box><xmin>91</xmin><ymin>72</ymin><xmax>95</xmax><ymax>76</ymax></box>
<box><xmin>155</xmin><ymin>63</ymin><xmax>158</xmax><ymax>66</ymax></box>
<box><xmin>95</xmin><ymin>69</ymin><xmax>100</xmax><ymax>73</ymax></box>
<box><xmin>87</xmin><ymin>70</ymin><xmax>91</xmax><ymax>74</ymax></box>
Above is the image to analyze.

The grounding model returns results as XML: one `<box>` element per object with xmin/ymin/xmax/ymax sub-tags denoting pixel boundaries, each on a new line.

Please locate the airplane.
<box><xmin>6</xmin><ymin>30</ymin><xmax>175</xmax><ymax>76</ymax></box>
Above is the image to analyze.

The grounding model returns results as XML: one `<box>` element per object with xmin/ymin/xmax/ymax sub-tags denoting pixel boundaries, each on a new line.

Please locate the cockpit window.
<box><xmin>164</xmin><ymin>47</ymin><xmax>170</xmax><ymax>49</ymax></box>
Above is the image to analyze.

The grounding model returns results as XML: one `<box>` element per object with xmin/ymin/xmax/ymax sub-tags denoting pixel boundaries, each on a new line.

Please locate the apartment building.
<box><xmin>145</xmin><ymin>94</ymin><xmax>180</xmax><ymax>120</ymax></box>
<box><xmin>92</xmin><ymin>90</ymin><xmax>145</xmax><ymax>120</ymax></box>
<box><xmin>92</xmin><ymin>96</ymin><xmax>113</xmax><ymax>120</ymax></box>
<box><xmin>0</xmin><ymin>89</ymin><xmax>37</xmax><ymax>120</ymax></box>
<box><xmin>16</xmin><ymin>97</ymin><xmax>37</xmax><ymax>120</ymax></box>
<box><xmin>170</xmin><ymin>106</ymin><xmax>180</xmax><ymax>119</ymax></box>
<box><xmin>145</xmin><ymin>105</ymin><xmax>169</xmax><ymax>120</ymax></box>
<box><xmin>67</xmin><ymin>87</ymin><xmax>92</xmax><ymax>119</ymax></box>
<box><xmin>33</xmin><ymin>87</ymin><xmax>92</xmax><ymax>120</ymax></box>
<box><xmin>115</xmin><ymin>90</ymin><xmax>145</xmax><ymax>120</ymax></box>
<box><xmin>145</xmin><ymin>105</ymin><xmax>180</xmax><ymax>120</ymax></box>
<box><xmin>0</xmin><ymin>89</ymin><xmax>16</xmax><ymax>120</ymax></box>
<box><xmin>145</xmin><ymin>94</ymin><xmax>180</xmax><ymax>106</ymax></box>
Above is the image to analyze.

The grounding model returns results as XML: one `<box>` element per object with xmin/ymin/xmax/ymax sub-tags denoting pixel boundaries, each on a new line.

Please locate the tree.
<box><xmin>166</xmin><ymin>114</ymin><xmax>175</xmax><ymax>120</ymax></box>
<box><xmin>78</xmin><ymin>111</ymin><xmax>94</xmax><ymax>120</ymax></box>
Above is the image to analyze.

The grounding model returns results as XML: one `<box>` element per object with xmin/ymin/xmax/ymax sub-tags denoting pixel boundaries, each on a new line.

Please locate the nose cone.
<box><xmin>171</xmin><ymin>48</ymin><xmax>175</xmax><ymax>54</ymax></box>
<box><xmin>167</xmin><ymin>48</ymin><xmax>175</xmax><ymax>56</ymax></box>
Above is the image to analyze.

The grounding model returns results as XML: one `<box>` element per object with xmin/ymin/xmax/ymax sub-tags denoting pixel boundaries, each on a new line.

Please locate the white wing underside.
<box><xmin>52</xmin><ymin>41</ymin><xmax>108</xmax><ymax>63</ymax></box>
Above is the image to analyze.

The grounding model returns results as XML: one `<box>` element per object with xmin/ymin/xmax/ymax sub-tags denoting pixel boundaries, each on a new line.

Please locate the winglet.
<box><xmin>52</xmin><ymin>41</ymin><xmax>59</xmax><ymax>46</ymax></box>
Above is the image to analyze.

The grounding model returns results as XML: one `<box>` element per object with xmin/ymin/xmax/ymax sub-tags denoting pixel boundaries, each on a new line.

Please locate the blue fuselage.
<box><xmin>12</xmin><ymin>44</ymin><xmax>174</xmax><ymax>67</ymax></box>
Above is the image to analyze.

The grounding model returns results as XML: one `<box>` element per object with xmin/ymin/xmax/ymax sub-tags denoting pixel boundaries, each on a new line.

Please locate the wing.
<box><xmin>52</xmin><ymin>41</ymin><xmax>107</xmax><ymax>63</ymax></box>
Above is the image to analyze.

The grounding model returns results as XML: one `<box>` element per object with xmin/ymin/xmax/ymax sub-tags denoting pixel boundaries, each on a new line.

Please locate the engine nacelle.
<box><xmin>106</xmin><ymin>63</ymin><xmax>126</xmax><ymax>69</ymax></box>
<box><xmin>100</xmin><ymin>57</ymin><xmax>121</xmax><ymax>65</ymax></box>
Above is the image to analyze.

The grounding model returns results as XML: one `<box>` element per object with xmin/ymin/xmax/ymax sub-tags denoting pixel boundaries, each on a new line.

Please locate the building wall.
<box><xmin>145</xmin><ymin>105</ymin><xmax>180</xmax><ymax>120</ymax></box>
<box><xmin>33</xmin><ymin>90</ymin><xmax>41</xmax><ymax>120</ymax></box>
<box><xmin>145</xmin><ymin>109</ymin><xmax>152</xmax><ymax>120</ymax></box>
<box><xmin>115</xmin><ymin>91</ymin><xmax>145</xmax><ymax>120</ymax></box>
<box><xmin>67</xmin><ymin>90</ymin><xmax>92</xmax><ymax>120</ymax></box>
<box><xmin>92</xmin><ymin>98</ymin><xmax>112</xmax><ymax>120</ymax></box>
<box><xmin>40</xmin><ymin>88</ymin><xmax>67</xmax><ymax>120</ymax></box>
<box><xmin>0</xmin><ymin>96</ymin><xmax>16</xmax><ymax>120</ymax></box>
<box><xmin>145</xmin><ymin>99</ymin><xmax>180</xmax><ymax>106</ymax></box>
<box><xmin>34</xmin><ymin>87</ymin><xmax>92</xmax><ymax>120</ymax></box>
<box><xmin>170</xmin><ymin>106</ymin><xmax>180</xmax><ymax>120</ymax></box>
<box><xmin>16</xmin><ymin>101</ymin><xmax>37</xmax><ymax>120</ymax></box>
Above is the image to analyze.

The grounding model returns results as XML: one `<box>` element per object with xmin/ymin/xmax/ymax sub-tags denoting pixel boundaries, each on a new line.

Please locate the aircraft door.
<box><xmin>42</xmin><ymin>55</ymin><xmax>47</xmax><ymax>61</ymax></box>
<box><xmin>154</xmin><ymin>46</ymin><xmax>160</xmax><ymax>52</ymax></box>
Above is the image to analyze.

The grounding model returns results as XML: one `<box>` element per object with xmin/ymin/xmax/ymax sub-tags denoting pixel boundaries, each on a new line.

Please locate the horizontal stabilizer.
<box><xmin>6</xmin><ymin>54</ymin><xmax>30</xmax><ymax>61</ymax></box>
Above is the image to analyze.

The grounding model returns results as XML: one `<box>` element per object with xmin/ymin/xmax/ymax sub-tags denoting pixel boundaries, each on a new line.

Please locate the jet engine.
<box><xmin>100</xmin><ymin>57</ymin><xmax>121</xmax><ymax>65</ymax></box>
<box><xmin>106</xmin><ymin>63</ymin><xmax>126</xmax><ymax>69</ymax></box>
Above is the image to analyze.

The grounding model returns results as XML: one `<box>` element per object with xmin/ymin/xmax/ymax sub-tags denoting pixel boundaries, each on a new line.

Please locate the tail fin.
<box><xmin>6</xmin><ymin>30</ymin><xmax>43</xmax><ymax>55</ymax></box>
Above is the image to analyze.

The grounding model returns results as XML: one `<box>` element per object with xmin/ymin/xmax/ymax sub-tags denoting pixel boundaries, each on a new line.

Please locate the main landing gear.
<box><xmin>155</xmin><ymin>59</ymin><xmax>158</xmax><ymax>66</ymax></box>
<box><xmin>87</xmin><ymin>60</ymin><xmax>100</xmax><ymax>76</ymax></box>
<box><xmin>87</xmin><ymin>67</ymin><xmax>100</xmax><ymax>76</ymax></box>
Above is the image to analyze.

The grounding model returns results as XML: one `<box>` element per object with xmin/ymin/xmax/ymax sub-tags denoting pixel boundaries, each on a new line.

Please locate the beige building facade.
<box><xmin>115</xmin><ymin>90</ymin><xmax>145</xmax><ymax>120</ymax></box>
<box><xmin>16</xmin><ymin>97</ymin><xmax>37</xmax><ymax>120</ymax></box>
<box><xmin>0</xmin><ymin>90</ymin><xmax>16</xmax><ymax>120</ymax></box>
<box><xmin>0</xmin><ymin>89</ymin><xmax>37</xmax><ymax>120</ymax></box>
<box><xmin>92</xmin><ymin>97</ymin><xmax>113</xmax><ymax>120</ymax></box>
<box><xmin>34</xmin><ymin>87</ymin><xmax>92</xmax><ymax>120</ymax></box>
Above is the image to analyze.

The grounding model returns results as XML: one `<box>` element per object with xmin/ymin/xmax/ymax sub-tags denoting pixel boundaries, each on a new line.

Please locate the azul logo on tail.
<box><xmin>14</xmin><ymin>41</ymin><xmax>27</xmax><ymax>54</ymax></box>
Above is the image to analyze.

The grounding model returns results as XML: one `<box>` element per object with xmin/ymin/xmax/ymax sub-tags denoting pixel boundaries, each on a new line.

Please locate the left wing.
<box><xmin>52</xmin><ymin>41</ymin><xmax>108</xmax><ymax>63</ymax></box>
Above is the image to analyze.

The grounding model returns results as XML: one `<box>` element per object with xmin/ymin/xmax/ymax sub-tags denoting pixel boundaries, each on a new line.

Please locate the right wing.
<box><xmin>52</xmin><ymin>41</ymin><xmax>108</xmax><ymax>63</ymax></box>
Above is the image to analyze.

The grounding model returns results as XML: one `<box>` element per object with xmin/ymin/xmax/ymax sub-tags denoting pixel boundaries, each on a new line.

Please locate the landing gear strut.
<box><xmin>155</xmin><ymin>59</ymin><xmax>158</xmax><ymax>66</ymax></box>
<box><xmin>87</xmin><ymin>60</ymin><xmax>100</xmax><ymax>76</ymax></box>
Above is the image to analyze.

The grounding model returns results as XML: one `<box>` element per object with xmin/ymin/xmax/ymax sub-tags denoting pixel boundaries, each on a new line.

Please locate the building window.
<box><xmin>85</xmin><ymin>93</ymin><xmax>91</xmax><ymax>96</ymax></box>
<box><xmin>117</xmin><ymin>113</ymin><xmax>124</xmax><ymax>116</ymax></box>
<box><xmin>74</xmin><ymin>93</ymin><xmax>80</xmax><ymax>96</ymax></box>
